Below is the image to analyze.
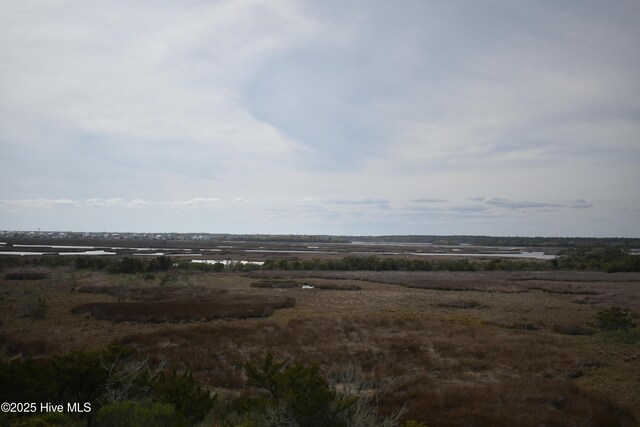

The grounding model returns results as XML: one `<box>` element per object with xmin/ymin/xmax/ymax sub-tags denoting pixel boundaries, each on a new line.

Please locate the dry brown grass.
<box><xmin>1</xmin><ymin>267</ymin><xmax>638</xmax><ymax>424</ymax></box>
<box><xmin>0</xmin><ymin>331</ymin><xmax>51</xmax><ymax>357</ymax></box>
<box><xmin>313</xmin><ymin>283</ymin><xmax>362</xmax><ymax>291</ymax></box>
<box><xmin>250</xmin><ymin>280</ymin><xmax>362</xmax><ymax>291</ymax></box>
<box><xmin>71</xmin><ymin>295</ymin><xmax>296</xmax><ymax>323</ymax></box>
<box><xmin>250</xmin><ymin>280</ymin><xmax>298</xmax><ymax>288</ymax></box>
<box><xmin>4</xmin><ymin>271</ymin><xmax>50</xmax><ymax>280</ymax></box>
<box><xmin>551</xmin><ymin>322</ymin><xmax>595</xmax><ymax>336</ymax></box>
<box><xmin>437</xmin><ymin>299</ymin><xmax>485</xmax><ymax>309</ymax></box>
<box><xmin>113</xmin><ymin>314</ymin><xmax>634</xmax><ymax>424</ymax></box>
<box><xmin>77</xmin><ymin>284</ymin><xmax>228</xmax><ymax>301</ymax></box>
<box><xmin>379</xmin><ymin>377</ymin><xmax>636</xmax><ymax>427</ymax></box>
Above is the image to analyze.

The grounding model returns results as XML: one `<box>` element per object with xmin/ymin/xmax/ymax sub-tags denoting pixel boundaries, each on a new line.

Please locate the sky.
<box><xmin>1</xmin><ymin>0</ymin><xmax>639</xmax><ymax>237</ymax></box>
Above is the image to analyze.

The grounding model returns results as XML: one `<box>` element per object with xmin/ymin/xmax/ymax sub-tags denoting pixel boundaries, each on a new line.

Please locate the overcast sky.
<box><xmin>1</xmin><ymin>0</ymin><xmax>639</xmax><ymax>237</ymax></box>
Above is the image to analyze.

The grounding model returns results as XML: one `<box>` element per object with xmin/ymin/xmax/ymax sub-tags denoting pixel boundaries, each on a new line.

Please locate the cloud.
<box><xmin>486</xmin><ymin>198</ymin><xmax>563</xmax><ymax>209</ymax></box>
<box><xmin>570</xmin><ymin>199</ymin><xmax>592</xmax><ymax>209</ymax></box>
<box><xmin>325</xmin><ymin>197</ymin><xmax>391</xmax><ymax>210</ymax></box>
<box><xmin>449</xmin><ymin>205</ymin><xmax>489</xmax><ymax>212</ymax></box>
<box><xmin>404</xmin><ymin>206</ymin><xmax>446</xmax><ymax>212</ymax></box>
<box><xmin>86</xmin><ymin>198</ymin><xmax>151</xmax><ymax>208</ymax></box>
<box><xmin>2</xmin><ymin>197</ymin><xmax>220</xmax><ymax>209</ymax></box>
<box><xmin>467</xmin><ymin>196</ymin><xmax>486</xmax><ymax>202</ymax></box>
<box><xmin>409</xmin><ymin>198</ymin><xmax>448</xmax><ymax>203</ymax></box>
<box><xmin>0</xmin><ymin>198</ymin><xmax>80</xmax><ymax>208</ymax></box>
<box><xmin>166</xmin><ymin>198</ymin><xmax>220</xmax><ymax>207</ymax></box>
<box><xmin>326</xmin><ymin>198</ymin><xmax>390</xmax><ymax>206</ymax></box>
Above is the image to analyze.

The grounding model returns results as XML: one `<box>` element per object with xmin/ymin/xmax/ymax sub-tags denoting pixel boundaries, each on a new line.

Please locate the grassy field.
<box><xmin>1</xmin><ymin>265</ymin><xmax>639</xmax><ymax>426</ymax></box>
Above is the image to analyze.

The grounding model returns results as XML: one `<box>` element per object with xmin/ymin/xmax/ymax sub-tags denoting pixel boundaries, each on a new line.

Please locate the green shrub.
<box><xmin>10</xmin><ymin>413</ymin><xmax>83</xmax><ymax>427</ymax></box>
<box><xmin>50</xmin><ymin>350</ymin><xmax>115</xmax><ymax>405</ymax></box>
<box><xmin>551</xmin><ymin>323</ymin><xmax>594</xmax><ymax>336</ymax></box>
<box><xmin>0</xmin><ymin>358</ymin><xmax>56</xmax><ymax>404</ymax></box>
<box><xmin>243</xmin><ymin>354</ymin><xmax>343</xmax><ymax>426</ymax></box>
<box><xmin>0</xmin><ymin>346</ymin><xmax>129</xmax><ymax>419</ymax></box>
<box><xmin>152</xmin><ymin>370</ymin><xmax>215</xmax><ymax>426</ymax></box>
<box><xmin>605</xmin><ymin>328</ymin><xmax>640</xmax><ymax>345</ymax></box>
<box><xmin>108</xmin><ymin>257</ymin><xmax>173</xmax><ymax>275</ymax></box>
<box><xmin>5</xmin><ymin>272</ymin><xmax>49</xmax><ymax>280</ymax></box>
<box><xmin>556</xmin><ymin>247</ymin><xmax>640</xmax><ymax>272</ymax></box>
<box><xmin>95</xmin><ymin>401</ymin><xmax>177</xmax><ymax>427</ymax></box>
<box><xmin>595</xmin><ymin>307</ymin><xmax>636</xmax><ymax>331</ymax></box>
<box><xmin>75</xmin><ymin>257</ymin><xmax>110</xmax><ymax>271</ymax></box>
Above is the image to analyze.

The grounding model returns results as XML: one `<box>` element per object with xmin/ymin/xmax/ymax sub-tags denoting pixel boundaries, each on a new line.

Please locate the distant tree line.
<box><xmin>1</xmin><ymin>246</ymin><xmax>639</xmax><ymax>273</ymax></box>
<box><xmin>261</xmin><ymin>256</ymin><xmax>548</xmax><ymax>272</ymax></box>
<box><xmin>350</xmin><ymin>235</ymin><xmax>640</xmax><ymax>248</ymax></box>
<box><xmin>554</xmin><ymin>247</ymin><xmax>640</xmax><ymax>272</ymax></box>
<box><xmin>263</xmin><ymin>250</ymin><xmax>640</xmax><ymax>273</ymax></box>
<box><xmin>220</xmin><ymin>234</ymin><xmax>351</xmax><ymax>243</ymax></box>
<box><xmin>7</xmin><ymin>232</ymin><xmax>639</xmax><ymax>247</ymax></box>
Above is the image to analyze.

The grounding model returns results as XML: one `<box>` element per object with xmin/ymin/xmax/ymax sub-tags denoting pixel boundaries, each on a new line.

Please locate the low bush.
<box><xmin>95</xmin><ymin>401</ymin><xmax>177</xmax><ymax>427</ymax></box>
<box><xmin>71</xmin><ymin>296</ymin><xmax>296</xmax><ymax>323</ymax></box>
<box><xmin>315</xmin><ymin>283</ymin><xmax>362</xmax><ymax>291</ymax></box>
<box><xmin>251</xmin><ymin>280</ymin><xmax>299</xmax><ymax>289</ymax></box>
<box><xmin>556</xmin><ymin>247</ymin><xmax>640</xmax><ymax>272</ymax></box>
<box><xmin>8</xmin><ymin>412</ymin><xmax>83</xmax><ymax>427</ymax></box>
<box><xmin>152</xmin><ymin>370</ymin><xmax>215</xmax><ymax>426</ymax></box>
<box><xmin>0</xmin><ymin>332</ymin><xmax>51</xmax><ymax>357</ymax></box>
<box><xmin>0</xmin><ymin>345</ymin><xmax>215</xmax><ymax>426</ymax></box>
<box><xmin>551</xmin><ymin>323</ymin><xmax>594</xmax><ymax>336</ymax></box>
<box><xmin>21</xmin><ymin>296</ymin><xmax>48</xmax><ymax>319</ymax></box>
<box><xmin>77</xmin><ymin>285</ymin><xmax>227</xmax><ymax>302</ymax></box>
<box><xmin>4</xmin><ymin>271</ymin><xmax>49</xmax><ymax>280</ymax></box>
<box><xmin>107</xmin><ymin>256</ymin><xmax>173</xmax><ymax>275</ymax></box>
<box><xmin>438</xmin><ymin>300</ymin><xmax>485</xmax><ymax>309</ymax></box>
<box><xmin>595</xmin><ymin>306</ymin><xmax>636</xmax><ymax>331</ymax></box>
<box><xmin>0</xmin><ymin>346</ymin><xmax>127</xmax><ymax>422</ymax></box>
<box><xmin>379</xmin><ymin>377</ymin><xmax>636</xmax><ymax>427</ymax></box>
<box><xmin>233</xmin><ymin>354</ymin><xmax>394</xmax><ymax>427</ymax></box>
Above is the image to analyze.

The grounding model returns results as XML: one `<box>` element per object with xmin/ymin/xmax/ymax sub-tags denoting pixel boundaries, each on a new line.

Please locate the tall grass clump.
<box><xmin>21</xmin><ymin>296</ymin><xmax>48</xmax><ymax>319</ymax></box>
<box><xmin>596</xmin><ymin>307</ymin><xmax>636</xmax><ymax>331</ymax></box>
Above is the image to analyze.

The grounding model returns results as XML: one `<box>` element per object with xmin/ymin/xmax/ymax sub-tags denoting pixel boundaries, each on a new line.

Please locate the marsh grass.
<box><xmin>552</xmin><ymin>322</ymin><xmax>595</xmax><ymax>336</ymax></box>
<box><xmin>77</xmin><ymin>285</ymin><xmax>228</xmax><ymax>301</ymax></box>
<box><xmin>251</xmin><ymin>280</ymin><xmax>299</xmax><ymax>289</ymax></box>
<box><xmin>379</xmin><ymin>377</ymin><xmax>636</xmax><ymax>427</ymax></box>
<box><xmin>113</xmin><ymin>313</ymin><xmax>633</xmax><ymax>424</ymax></box>
<box><xmin>2</xmin><ymin>267</ymin><xmax>639</xmax><ymax>424</ymax></box>
<box><xmin>0</xmin><ymin>331</ymin><xmax>51</xmax><ymax>357</ymax></box>
<box><xmin>71</xmin><ymin>295</ymin><xmax>296</xmax><ymax>323</ymax></box>
<box><xmin>437</xmin><ymin>300</ymin><xmax>485</xmax><ymax>309</ymax></box>
<box><xmin>251</xmin><ymin>280</ymin><xmax>362</xmax><ymax>291</ymax></box>
<box><xmin>4</xmin><ymin>271</ymin><xmax>49</xmax><ymax>280</ymax></box>
<box><xmin>314</xmin><ymin>283</ymin><xmax>362</xmax><ymax>291</ymax></box>
<box><xmin>21</xmin><ymin>296</ymin><xmax>48</xmax><ymax>319</ymax></box>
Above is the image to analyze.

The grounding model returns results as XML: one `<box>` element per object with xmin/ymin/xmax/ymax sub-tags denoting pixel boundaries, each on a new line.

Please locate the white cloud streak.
<box><xmin>486</xmin><ymin>198</ymin><xmax>564</xmax><ymax>209</ymax></box>
<box><xmin>2</xmin><ymin>197</ymin><xmax>220</xmax><ymax>209</ymax></box>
